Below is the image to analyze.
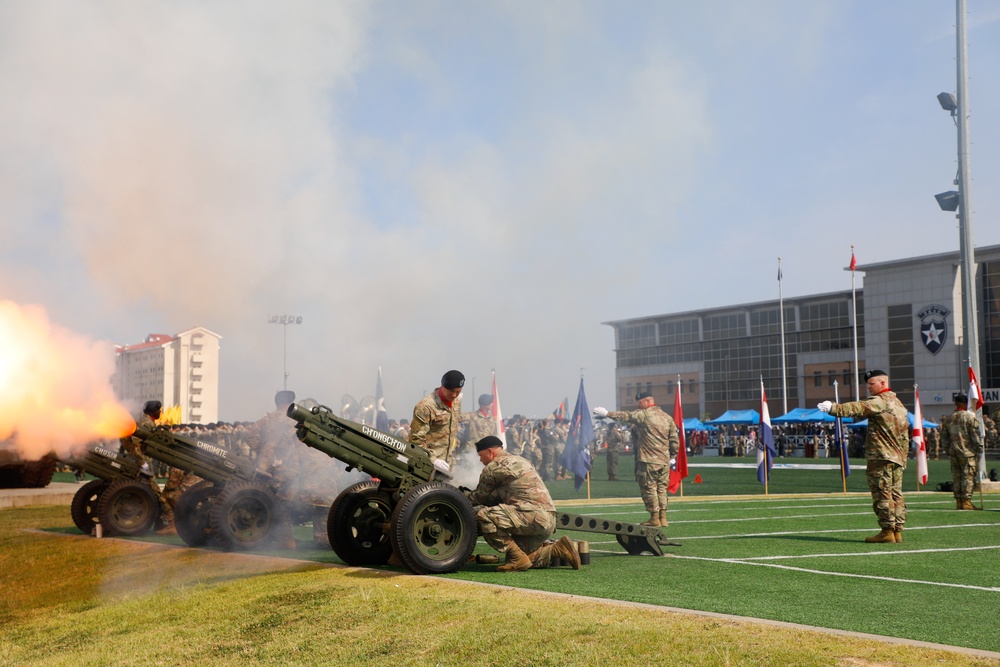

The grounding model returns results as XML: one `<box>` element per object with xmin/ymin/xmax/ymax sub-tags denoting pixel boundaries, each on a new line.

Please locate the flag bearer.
<box><xmin>940</xmin><ymin>392</ymin><xmax>983</xmax><ymax>510</ymax></box>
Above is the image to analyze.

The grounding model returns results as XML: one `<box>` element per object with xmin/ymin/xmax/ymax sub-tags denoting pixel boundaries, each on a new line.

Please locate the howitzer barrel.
<box><xmin>133</xmin><ymin>426</ymin><xmax>254</xmax><ymax>483</ymax></box>
<box><xmin>287</xmin><ymin>403</ymin><xmax>442</xmax><ymax>494</ymax></box>
<box><xmin>62</xmin><ymin>443</ymin><xmax>144</xmax><ymax>482</ymax></box>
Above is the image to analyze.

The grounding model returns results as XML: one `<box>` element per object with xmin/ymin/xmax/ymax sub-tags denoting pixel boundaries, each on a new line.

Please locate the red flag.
<box><xmin>491</xmin><ymin>371</ymin><xmax>506</xmax><ymax>447</ymax></box>
<box><xmin>913</xmin><ymin>386</ymin><xmax>928</xmax><ymax>486</ymax></box>
<box><xmin>849</xmin><ymin>251</ymin><xmax>857</xmax><ymax>271</ymax></box>
<box><xmin>669</xmin><ymin>378</ymin><xmax>689</xmax><ymax>494</ymax></box>
<box><xmin>968</xmin><ymin>366</ymin><xmax>985</xmax><ymax>412</ymax></box>
<box><xmin>969</xmin><ymin>366</ymin><xmax>988</xmax><ymax>482</ymax></box>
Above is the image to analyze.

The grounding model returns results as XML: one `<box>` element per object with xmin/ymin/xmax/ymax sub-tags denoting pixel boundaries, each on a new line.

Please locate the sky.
<box><xmin>2</xmin><ymin>1</ymin><xmax>999</xmax><ymax>429</ymax></box>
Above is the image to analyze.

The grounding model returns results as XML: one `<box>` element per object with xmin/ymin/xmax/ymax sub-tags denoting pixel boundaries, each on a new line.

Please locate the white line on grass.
<box><xmin>728</xmin><ymin>544</ymin><xmax>1000</xmax><ymax>560</ymax></box>
<box><xmin>677</xmin><ymin>523</ymin><xmax>998</xmax><ymax>540</ymax></box>
<box><xmin>668</xmin><ymin>554</ymin><xmax>1000</xmax><ymax>592</ymax></box>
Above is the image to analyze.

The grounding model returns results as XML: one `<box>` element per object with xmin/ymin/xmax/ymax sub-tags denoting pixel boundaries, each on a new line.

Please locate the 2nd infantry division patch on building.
<box><xmin>917</xmin><ymin>304</ymin><xmax>949</xmax><ymax>355</ymax></box>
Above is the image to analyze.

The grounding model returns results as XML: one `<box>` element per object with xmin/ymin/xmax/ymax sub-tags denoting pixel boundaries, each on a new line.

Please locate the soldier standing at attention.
<box><xmin>465</xmin><ymin>436</ymin><xmax>579</xmax><ymax>572</ymax></box>
<box><xmin>605</xmin><ymin>423</ymin><xmax>622</xmax><ymax>481</ymax></box>
<box><xmin>940</xmin><ymin>392</ymin><xmax>983</xmax><ymax>510</ymax></box>
<box><xmin>410</xmin><ymin>370</ymin><xmax>464</xmax><ymax>469</ymax></box>
<box><xmin>818</xmin><ymin>370</ymin><xmax>910</xmax><ymax>543</ymax></box>
<box><xmin>460</xmin><ymin>394</ymin><xmax>498</xmax><ymax>455</ymax></box>
<box><xmin>593</xmin><ymin>391</ymin><xmax>678</xmax><ymax>527</ymax></box>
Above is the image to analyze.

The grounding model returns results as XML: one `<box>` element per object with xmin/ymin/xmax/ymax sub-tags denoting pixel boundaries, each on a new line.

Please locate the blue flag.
<box><xmin>558</xmin><ymin>378</ymin><xmax>595</xmax><ymax>490</ymax></box>
<box><xmin>375</xmin><ymin>367</ymin><xmax>389</xmax><ymax>432</ymax></box>
<box><xmin>836</xmin><ymin>415</ymin><xmax>850</xmax><ymax>477</ymax></box>
<box><xmin>757</xmin><ymin>380</ymin><xmax>776</xmax><ymax>485</ymax></box>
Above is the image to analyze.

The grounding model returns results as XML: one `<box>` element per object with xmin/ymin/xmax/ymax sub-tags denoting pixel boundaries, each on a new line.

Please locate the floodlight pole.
<box><xmin>268</xmin><ymin>315</ymin><xmax>303</xmax><ymax>390</ymax></box>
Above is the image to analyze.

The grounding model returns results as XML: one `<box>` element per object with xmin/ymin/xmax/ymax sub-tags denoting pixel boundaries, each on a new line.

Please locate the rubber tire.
<box><xmin>389</xmin><ymin>482</ymin><xmax>476</xmax><ymax>575</ymax></box>
<box><xmin>174</xmin><ymin>481</ymin><xmax>220</xmax><ymax>547</ymax></box>
<box><xmin>327</xmin><ymin>481</ymin><xmax>393</xmax><ymax>566</ymax></box>
<box><xmin>97</xmin><ymin>478</ymin><xmax>160</xmax><ymax>537</ymax></box>
<box><xmin>22</xmin><ymin>454</ymin><xmax>58</xmax><ymax>488</ymax></box>
<box><xmin>616</xmin><ymin>534</ymin><xmax>656</xmax><ymax>556</ymax></box>
<box><xmin>70</xmin><ymin>479</ymin><xmax>108</xmax><ymax>534</ymax></box>
<box><xmin>209</xmin><ymin>480</ymin><xmax>280</xmax><ymax>551</ymax></box>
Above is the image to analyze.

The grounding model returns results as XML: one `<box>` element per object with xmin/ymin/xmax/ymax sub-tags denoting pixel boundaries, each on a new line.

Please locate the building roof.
<box><xmin>116</xmin><ymin>326</ymin><xmax>222</xmax><ymax>353</ymax></box>
<box><xmin>852</xmin><ymin>242</ymin><xmax>1000</xmax><ymax>273</ymax></box>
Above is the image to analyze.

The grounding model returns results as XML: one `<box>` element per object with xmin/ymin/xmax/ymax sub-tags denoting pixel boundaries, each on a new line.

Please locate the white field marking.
<box><xmin>560</xmin><ymin>498</ymin><xmax>955</xmax><ymax>513</ymax></box>
<box><xmin>688</xmin><ymin>463</ymin><xmax>843</xmax><ymax>470</ymax></box>
<box><xmin>679</xmin><ymin>523</ymin><xmax>999</xmax><ymax>540</ymax></box>
<box><xmin>667</xmin><ymin>511</ymin><xmax>874</xmax><ymax>524</ymax></box>
<box><xmin>727</xmin><ymin>544</ymin><xmax>1000</xmax><ymax>561</ymax></box>
<box><xmin>667</xmin><ymin>554</ymin><xmax>1000</xmax><ymax>592</ymax></box>
<box><xmin>560</xmin><ymin>499</ymin><xmax>957</xmax><ymax>517</ymax></box>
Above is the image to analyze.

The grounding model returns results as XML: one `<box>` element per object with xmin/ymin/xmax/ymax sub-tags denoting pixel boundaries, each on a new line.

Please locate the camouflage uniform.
<box><xmin>926</xmin><ymin>426</ymin><xmax>941</xmax><ymax>460</ymax></box>
<box><xmin>607</xmin><ymin>405</ymin><xmax>679</xmax><ymax>517</ymax></box>
<box><xmin>410</xmin><ymin>390</ymin><xmax>462</xmax><ymax>467</ymax></box>
<box><xmin>829</xmin><ymin>390</ymin><xmax>909</xmax><ymax>531</ymax></box>
<box><xmin>605</xmin><ymin>425</ymin><xmax>622</xmax><ymax>480</ymax></box>
<box><xmin>243</xmin><ymin>407</ymin><xmax>302</xmax><ymax>546</ymax></box>
<box><xmin>536</xmin><ymin>421</ymin><xmax>559</xmax><ymax>481</ymax></box>
<box><xmin>460</xmin><ymin>409</ymin><xmax>497</xmax><ymax>455</ymax></box>
<box><xmin>940</xmin><ymin>409</ymin><xmax>983</xmax><ymax>503</ymax></box>
<box><xmin>466</xmin><ymin>449</ymin><xmax>558</xmax><ymax>567</ymax></box>
<box><xmin>505</xmin><ymin>420</ymin><xmax>525</xmax><ymax>456</ymax></box>
<box><xmin>122</xmin><ymin>413</ymin><xmax>166</xmax><ymax>507</ymax></box>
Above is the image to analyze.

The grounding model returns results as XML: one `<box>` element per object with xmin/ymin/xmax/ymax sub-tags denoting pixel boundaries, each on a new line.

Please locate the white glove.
<box><xmin>817</xmin><ymin>401</ymin><xmax>833</xmax><ymax>413</ymax></box>
<box><xmin>139</xmin><ymin>462</ymin><xmax>152</xmax><ymax>477</ymax></box>
<box><xmin>669</xmin><ymin>458</ymin><xmax>676</xmax><ymax>470</ymax></box>
<box><xmin>593</xmin><ymin>407</ymin><xmax>608</xmax><ymax>418</ymax></box>
<box><xmin>433</xmin><ymin>459</ymin><xmax>451</xmax><ymax>474</ymax></box>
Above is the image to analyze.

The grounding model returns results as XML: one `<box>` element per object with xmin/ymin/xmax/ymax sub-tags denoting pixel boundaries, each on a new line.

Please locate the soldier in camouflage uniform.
<box><xmin>155</xmin><ymin>423</ymin><xmax>206</xmax><ymax>536</ymax></box>
<box><xmin>604</xmin><ymin>423</ymin><xmax>622</xmax><ymax>480</ymax></box>
<box><xmin>594</xmin><ymin>391</ymin><xmax>679</xmax><ymax>527</ymax></box>
<box><xmin>121</xmin><ymin>401</ymin><xmax>169</xmax><ymax>522</ymax></box>
<box><xmin>409</xmin><ymin>370</ymin><xmax>464</xmax><ymax>468</ymax></box>
<box><xmin>243</xmin><ymin>390</ymin><xmax>300</xmax><ymax>549</ymax></box>
<box><xmin>940</xmin><ymin>393</ymin><xmax>983</xmax><ymax>510</ymax></box>
<box><xmin>460</xmin><ymin>394</ymin><xmax>498</xmax><ymax>456</ymax></box>
<box><xmin>819</xmin><ymin>370</ymin><xmax>910</xmax><ymax>543</ymax></box>
<box><xmin>505</xmin><ymin>416</ymin><xmax>526</xmax><ymax>456</ymax></box>
<box><xmin>536</xmin><ymin>419</ymin><xmax>559</xmax><ymax>481</ymax></box>
<box><xmin>465</xmin><ymin>436</ymin><xmax>579</xmax><ymax>572</ymax></box>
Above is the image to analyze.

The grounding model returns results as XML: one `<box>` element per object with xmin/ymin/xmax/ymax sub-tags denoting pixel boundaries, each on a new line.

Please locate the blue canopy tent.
<box><xmin>706</xmin><ymin>409</ymin><xmax>760</xmax><ymax>425</ymax></box>
<box><xmin>847</xmin><ymin>412</ymin><xmax>938</xmax><ymax>430</ymax></box>
<box><xmin>772</xmin><ymin>407</ymin><xmax>849</xmax><ymax>424</ymax></box>
<box><xmin>682</xmin><ymin>417</ymin><xmax>711</xmax><ymax>431</ymax></box>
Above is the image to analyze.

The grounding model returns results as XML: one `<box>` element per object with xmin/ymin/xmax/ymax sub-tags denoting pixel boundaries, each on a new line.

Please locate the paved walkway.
<box><xmin>0</xmin><ymin>482</ymin><xmax>81</xmax><ymax>509</ymax></box>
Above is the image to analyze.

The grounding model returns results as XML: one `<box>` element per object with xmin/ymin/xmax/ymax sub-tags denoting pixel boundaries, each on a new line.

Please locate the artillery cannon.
<box><xmin>132</xmin><ymin>425</ymin><xmax>287</xmax><ymax>551</ymax></box>
<box><xmin>287</xmin><ymin>403</ymin><xmax>674</xmax><ymax>575</ymax></box>
<box><xmin>61</xmin><ymin>443</ymin><xmax>162</xmax><ymax>537</ymax></box>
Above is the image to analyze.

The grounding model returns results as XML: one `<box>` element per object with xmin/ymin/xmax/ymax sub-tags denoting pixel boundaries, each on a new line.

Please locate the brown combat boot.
<box><xmin>498</xmin><ymin>544</ymin><xmax>532</xmax><ymax>572</ymax></box>
<box><xmin>658</xmin><ymin>510</ymin><xmax>668</xmax><ymax>527</ymax></box>
<box><xmin>893</xmin><ymin>528</ymin><xmax>903</xmax><ymax>543</ymax></box>
<box><xmin>865</xmin><ymin>528</ymin><xmax>896</xmax><ymax>543</ymax></box>
<box><xmin>956</xmin><ymin>498</ymin><xmax>965</xmax><ymax>510</ymax></box>
<box><xmin>549</xmin><ymin>536</ymin><xmax>581</xmax><ymax>570</ymax></box>
<box><xmin>640</xmin><ymin>512</ymin><xmax>661</xmax><ymax>527</ymax></box>
<box><xmin>960</xmin><ymin>499</ymin><xmax>976</xmax><ymax>511</ymax></box>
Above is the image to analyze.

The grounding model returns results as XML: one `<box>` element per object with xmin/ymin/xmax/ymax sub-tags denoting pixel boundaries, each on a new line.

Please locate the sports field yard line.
<box><xmin>667</xmin><ymin>554</ymin><xmax>1000</xmax><ymax>593</ymax></box>
<box><xmin>561</xmin><ymin>498</ymin><xmax>956</xmax><ymax>513</ymax></box>
<box><xmin>731</xmin><ymin>544</ymin><xmax>1000</xmax><ymax>560</ymax></box>
<box><xmin>657</xmin><ymin>522</ymin><xmax>999</xmax><ymax>540</ymax></box>
<box><xmin>668</xmin><ymin>511</ymin><xmax>874</xmax><ymax>523</ymax></box>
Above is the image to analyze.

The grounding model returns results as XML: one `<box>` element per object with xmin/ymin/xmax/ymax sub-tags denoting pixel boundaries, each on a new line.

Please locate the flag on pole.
<box><xmin>375</xmin><ymin>366</ymin><xmax>389</xmax><ymax>432</ymax></box>
<box><xmin>913</xmin><ymin>386</ymin><xmax>928</xmax><ymax>486</ymax></box>
<box><xmin>849</xmin><ymin>250</ymin><xmax>857</xmax><ymax>271</ymax></box>
<box><xmin>968</xmin><ymin>366</ymin><xmax>988</xmax><ymax>482</ymax></box>
<box><xmin>757</xmin><ymin>379</ymin><xmax>776</xmax><ymax>485</ymax></box>
<box><xmin>552</xmin><ymin>399</ymin><xmax>567</xmax><ymax>421</ymax></box>
<box><xmin>669</xmin><ymin>377</ymin><xmax>689</xmax><ymax>493</ymax></box>
<box><xmin>491</xmin><ymin>370</ymin><xmax>506</xmax><ymax>448</ymax></box>
<box><xmin>558</xmin><ymin>378</ymin><xmax>595</xmax><ymax>491</ymax></box>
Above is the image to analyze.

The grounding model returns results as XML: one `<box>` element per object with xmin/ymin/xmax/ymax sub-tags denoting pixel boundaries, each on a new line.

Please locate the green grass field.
<box><xmin>3</xmin><ymin>457</ymin><xmax>997</xmax><ymax>665</ymax></box>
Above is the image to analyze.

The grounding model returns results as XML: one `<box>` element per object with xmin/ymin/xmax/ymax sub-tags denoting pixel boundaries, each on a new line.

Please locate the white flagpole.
<box><xmin>778</xmin><ymin>257</ymin><xmax>788</xmax><ymax>415</ymax></box>
<box><xmin>851</xmin><ymin>245</ymin><xmax>860</xmax><ymax>401</ymax></box>
<box><xmin>834</xmin><ymin>380</ymin><xmax>846</xmax><ymax>494</ymax></box>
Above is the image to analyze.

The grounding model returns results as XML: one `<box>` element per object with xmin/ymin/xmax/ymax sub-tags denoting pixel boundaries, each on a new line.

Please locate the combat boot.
<box><xmin>960</xmin><ymin>499</ymin><xmax>976</xmax><ymax>511</ymax></box>
<box><xmin>640</xmin><ymin>512</ymin><xmax>661</xmax><ymax>527</ymax></box>
<box><xmin>498</xmin><ymin>544</ymin><xmax>532</xmax><ymax>572</ymax></box>
<box><xmin>956</xmin><ymin>498</ymin><xmax>965</xmax><ymax>510</ymax></box>
<box><xmin>865</xmin><ymin>528</ymin><xmax>895</xmax><ymax>543</ymax></box>
<box><xmin>658</xmin><ymin>510</ymin><xmax>668</xmax><ymax>527</ymax></box>
<box><xmin>893</xmin><ymin>528</ymin><xmax>903</xmax><ymax>543</ymax></box>
<box><xmin>549</xmin><ymin>536</ymin><xmax>581</xmax><ymax>570</ymax></box>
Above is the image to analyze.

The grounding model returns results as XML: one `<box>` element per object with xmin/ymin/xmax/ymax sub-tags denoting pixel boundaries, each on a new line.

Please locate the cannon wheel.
<box><xmin>389</xmin><ymin>482</ymin><xmax>476</xmax><ymax>575</ymax></box>
<box><xmin>327</xmin><ymin>481</ymin><xmax>393</xmax><ymax>566</ymax></box>
<box><xmin>96</xmin><ymin>479</ymin><xmax>160</xmax><ymax>537</ymax></box>
<box><xmin>616</xmin><ymin>534</ymin><xmax>657</xmax><ymax>556</ymax></box>
<box><xmin>70</xmin><ymin>479</ymin><xmax>108</xmax><ymax>534</ymax></box>
<box><xmin>174</xmin><ymin>481</ymin><xmax>220</xmax><ymax>547</ymax></box>
<box><xmin>210</xmin><ymin>480</ymin><xmax>280</xmax><ymax>551</ymax></box>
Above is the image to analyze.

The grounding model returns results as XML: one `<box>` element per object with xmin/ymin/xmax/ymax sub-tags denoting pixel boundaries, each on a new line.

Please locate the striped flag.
<box><xmin>968</xmin><ymin>367</ymin><xmax>988</xmax><ymax>482</ymax></box>
<box><xmin>757</xmin><ymin>379</ymin><xmax>776</xmax><ymax>485</ymax></box>
<box><xmin>913</xmin><ymin>386</ymin><xmax>928</xmax><ymax>486</ymax></box>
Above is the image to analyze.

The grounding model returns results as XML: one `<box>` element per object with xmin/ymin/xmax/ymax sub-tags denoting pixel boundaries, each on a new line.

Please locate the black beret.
<box><xmin>953</xmin><ymin>392</ymin><xmax>969</xmax><ymax>404</ymax></box>
<box><xmin>475</xmin><ymin>435</ymin><xmax>504</xmax><ymax>452</ymax></box>
<box><xmin>143</xmin><ymin>400</ymin><xmax>162</xmax><ymax>414</ymax></box>
<box><xmin>441</xmin><ymin>370</ymin><xmax>465</xmax><ymax>390</ymax></box>
<box><xmin>275</xmin><ymin>390</ymin><xmax>295</xmax><ymax>406</ymax></box>
<box><xmin>636</xmin><ymin>391</ymin><xmax>653</xmax><ymax>400</ymax></box>
<box><xmin>863</xmin><ymin>370</ymin><xmax>888</xmax><ymax>381</ymax></box>
<box><xmin>478</xmin><ymin>394</ymin><xmax>494</xmax><ymax>406</ymax></box>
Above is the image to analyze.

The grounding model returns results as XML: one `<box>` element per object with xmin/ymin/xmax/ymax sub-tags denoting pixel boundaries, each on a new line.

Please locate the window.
<box><xmin>814</xmin><ymin>371</ymin><xmax>822</xmax><ymax>388</ymax></box>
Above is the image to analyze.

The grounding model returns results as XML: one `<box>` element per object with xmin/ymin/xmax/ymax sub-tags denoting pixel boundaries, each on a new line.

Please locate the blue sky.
<box><xmin>1</xmin><ymin>1</ymin><xmax>998</xmax><ymax>423</ymax></box>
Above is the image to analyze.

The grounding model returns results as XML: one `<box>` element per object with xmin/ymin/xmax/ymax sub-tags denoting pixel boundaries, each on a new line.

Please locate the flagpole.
<box><xmin>850</xmin><ymin>245</ymin><xmax>860</xmax><ymax>401</ymax></box>
<box><xmin>835</xmin><ymin>380</ymin><xmax>846</xmax><ymax>494</ymax></box>
<box><xmin>778</xmin><ymin>257</ymin><xmax>788</xmax><ymax>415</ymax></box>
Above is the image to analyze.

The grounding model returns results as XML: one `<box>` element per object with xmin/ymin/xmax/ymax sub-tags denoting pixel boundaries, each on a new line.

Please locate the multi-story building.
<box><xmin>605</xmin><ymin>243</ymin><xmax>1000</xmax><ymax>423</ymax></box>
<box><xmin>113</xmin><ymin>327</ymin><xmax>222</xmax><ymax>424</ymax></box>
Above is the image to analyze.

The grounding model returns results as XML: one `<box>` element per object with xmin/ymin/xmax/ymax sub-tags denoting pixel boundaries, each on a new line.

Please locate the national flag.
<box><xmin>913</xmin><ymin>386</ymin><xmax>928</xmax><ymax>486</ymax></box>
<box><xmin>777</xmin><ymin>264</ymin><xmax>782</xmax><ymax>282</ymax></box>
<box><xmin>491</xmin><ymin>370</ymin><xmax>506</xmax><ymax>448</ymax></box>
<box><xmin>849</xmin><ymin>249</ymin><xmax>857</xmax><ymax>271</ymax></box>
<box><xmin>669</xmin><ymin>377</ymin><xmax>689</xmax><ymax>494</ymax></box>
<box><xmin>558</xmin><ymin>378</ymin><xmax>595</xmax><ymax>491</ymax></box>
<box><xmin>757</xmin><ymin>379</ymin><xmax>776</xmax><ymax>485</ymax></box>
<box><xmin>968</xmin><ymin>366</ymin><xmax>988</xmax><ymax>482</ymax></box>
<box><xmin>375</xmin><ymin>366</ymin><xmax>389</xmax><ymax>432</ymax></box>
<box><xmin>835</xmin><ymin>413</ymin><xmax>850</xmax><ymax>478</ymax></box>
<box><xmin>552</xmin><ymin>399</ymin><xmax>567</xmax><ymax>421</ymax></box>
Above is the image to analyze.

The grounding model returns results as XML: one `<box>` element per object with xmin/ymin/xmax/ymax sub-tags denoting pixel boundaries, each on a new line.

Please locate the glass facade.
<box><xmin>983</xmin><ymin>260</ymin><xmax>1000</xmax><ymax>392</ymax></box>
<box><xmin>887</xmin><ymin>304</ymin><xmax>915</xmax><ymax>408</ymax></box>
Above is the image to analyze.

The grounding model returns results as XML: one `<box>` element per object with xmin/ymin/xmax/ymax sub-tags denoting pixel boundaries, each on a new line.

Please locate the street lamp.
<box><xmin>268</xmin><ymin>314</ymin><xmax>303</xmax><ymax>390</ymax></box>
